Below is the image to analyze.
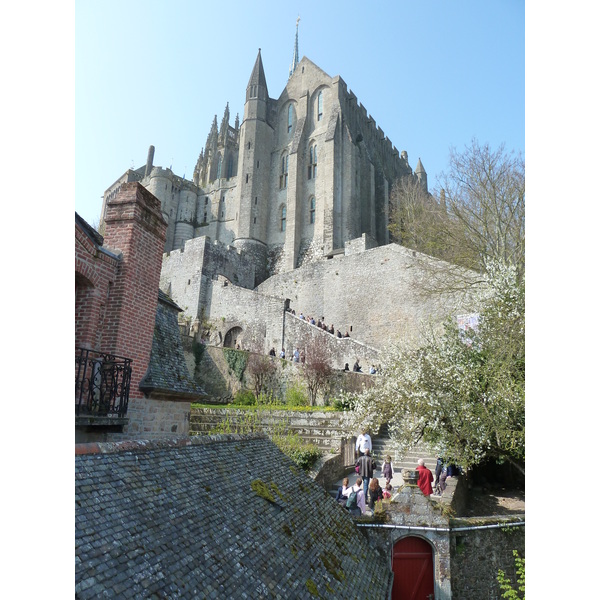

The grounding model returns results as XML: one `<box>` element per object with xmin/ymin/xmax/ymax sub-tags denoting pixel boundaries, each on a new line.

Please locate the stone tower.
<box><xmin>232</xmin><ymin>49</ymin><xmax>273</xmax><ymax>286</ymax></box>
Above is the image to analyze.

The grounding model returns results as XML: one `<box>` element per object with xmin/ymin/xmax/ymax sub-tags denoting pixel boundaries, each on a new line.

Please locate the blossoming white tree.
<box><xmin>347</xmin><ymin>261</ymin><xmax>524</xmax><ymax>474</ymax></box>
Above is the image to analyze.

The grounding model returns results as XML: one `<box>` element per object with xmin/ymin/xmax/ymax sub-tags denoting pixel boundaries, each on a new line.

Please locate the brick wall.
<box><xmin>75</xmin><ymin>216</ymin><xmax>121</xmax><ymax>350</ymax></box>
<box><xmin>101</xmin><ymin>182</ymin><xmax>167</xmax><ymax>401</ymax></box>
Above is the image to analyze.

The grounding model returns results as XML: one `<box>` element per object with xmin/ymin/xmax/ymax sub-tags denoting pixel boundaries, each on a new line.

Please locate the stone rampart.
<box><xmin>190</xmin><ymin>344</ymin><xmax>375</xmax><ymax>404</ymax></box>
<box><xmin>160</xmin><ymin>236</ymin><xmax>257</xmax><ymax>321</ymax></box>
<box><xmin>257</xmin><ymin>242</ymin><xmax>477</xmax><ymax>350</ymax></box>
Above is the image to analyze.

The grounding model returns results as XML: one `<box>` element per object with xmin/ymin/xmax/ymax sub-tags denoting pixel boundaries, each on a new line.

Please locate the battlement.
<box><xmin>345</xmin><ymin>88</ymin><xmax>407</xmax><ymax>174</ymax></box>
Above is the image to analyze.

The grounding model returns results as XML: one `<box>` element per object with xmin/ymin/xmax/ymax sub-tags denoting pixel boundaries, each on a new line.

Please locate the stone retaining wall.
<box><xmin>190</xmin><ymin>407</ymin><xmax>355</xmax><ymax>454</ymax></box>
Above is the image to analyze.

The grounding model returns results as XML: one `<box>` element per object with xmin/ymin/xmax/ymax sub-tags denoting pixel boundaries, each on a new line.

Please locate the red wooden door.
<box><xmin>392</xmin><ymin>536</ymin><xmax>435</xmax><ymax>600</ymax></box>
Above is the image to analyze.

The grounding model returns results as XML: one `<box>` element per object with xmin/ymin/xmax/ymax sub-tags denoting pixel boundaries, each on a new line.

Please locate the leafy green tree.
<box><xmin>348</xmin><ymin>260</ymin><xmax>524</xmax><ymax>473</ymax></box>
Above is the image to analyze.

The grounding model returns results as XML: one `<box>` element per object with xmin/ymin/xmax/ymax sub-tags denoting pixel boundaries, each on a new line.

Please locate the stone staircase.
<box><xmin>371</xmin><ymin>424</ymin><xmax>438</xmax><ymax>474</ymax></box>
<box><xmin>330</xmin><ymin>424</ymin><xmax>439</xmax><ymax>498</ymax></box>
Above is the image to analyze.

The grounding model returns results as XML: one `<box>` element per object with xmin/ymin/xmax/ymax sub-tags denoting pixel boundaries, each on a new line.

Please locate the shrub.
<box><xmin>273</xmin><ymin>433</ymin><xmax>322</xmax><ymax>471</ymax></box>
<box><xmin>285</xmin><ymin>381</ymin><xmax>308</xmax><ymax>407</ymax></box>
<box><xmin>332</xmin><ymin>392</ymin><xmax>356</xmax><ymax>411</ymax></box>
<box><xmin>234</xmin><ymin>389</ymin><xmax>256</xmax><ymax>406</ymax></box>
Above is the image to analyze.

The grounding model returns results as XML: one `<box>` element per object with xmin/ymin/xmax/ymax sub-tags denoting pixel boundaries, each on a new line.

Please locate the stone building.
<box><xmin>100</xmin><ymin>32</ymin><xmax>475</xmax><ymax>363</ymax></box>
<box><xmin>102</xmin><ymin>39</ymin><xmax>426</xmax><ymax>286</ymax></box>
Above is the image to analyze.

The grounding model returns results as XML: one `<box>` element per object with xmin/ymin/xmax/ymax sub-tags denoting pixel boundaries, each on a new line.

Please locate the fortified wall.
<box><xmin>160</xmin><ymin>234</ymin><xmax>478</xmax><ymax>360</ymax></box>
<box><xmin>160</xmin><ymin>235</ymin><xmax>256</xmax><ymax>320</ymax></box>
<box><xmin>257</xmin><ymin>240</ymin><xmax>477</xmax><ymax>350</ymax></box>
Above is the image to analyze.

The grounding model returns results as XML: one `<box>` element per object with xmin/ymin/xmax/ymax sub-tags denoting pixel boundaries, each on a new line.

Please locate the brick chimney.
<box><xmin>101</xmin><ymin>182</ymin><xmax>167</xmax><ymax>400</ymax></box>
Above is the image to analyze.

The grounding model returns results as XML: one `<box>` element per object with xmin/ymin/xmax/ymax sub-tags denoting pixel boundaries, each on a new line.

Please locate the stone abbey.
<box><xmin>102</xmin><ymin>37</ymin><xmax>428</xmax><ymax>281</ymax></box>
<box><xmin>100</xmin><ymin>35</ymin><xmax>463</xmax><ymax>361</ymax></box>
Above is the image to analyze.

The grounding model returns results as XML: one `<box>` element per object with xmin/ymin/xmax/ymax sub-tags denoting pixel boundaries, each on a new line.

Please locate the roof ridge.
<box><xmin>75</xmin><ymin>433</ymin><xmax>267</xmax><ymax>456</ymax></box>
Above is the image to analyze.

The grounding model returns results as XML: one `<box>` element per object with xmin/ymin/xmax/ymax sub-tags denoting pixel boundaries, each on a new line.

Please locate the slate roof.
<box><xmin>75</xmin><ymin>434</ymin><xmax>393</xmax><ymax>599</ymax></box>
<box><xmin>139</xmin><ymin>291</ymin><xmax>206</xmax><ymax>400</ymax></box>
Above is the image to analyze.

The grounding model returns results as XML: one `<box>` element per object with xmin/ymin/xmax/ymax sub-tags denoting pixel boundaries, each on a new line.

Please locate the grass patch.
<box><xmin>191</xmin><ymin>402</ymin><xmax>338</xmax><ymax>412</ymax></box>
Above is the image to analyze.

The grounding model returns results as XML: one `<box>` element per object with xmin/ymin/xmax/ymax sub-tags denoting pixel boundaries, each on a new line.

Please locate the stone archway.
<box><xmin>223</xmin><ymin>326</ymin><xmax>243</xmax><ymax>349</ymax></box>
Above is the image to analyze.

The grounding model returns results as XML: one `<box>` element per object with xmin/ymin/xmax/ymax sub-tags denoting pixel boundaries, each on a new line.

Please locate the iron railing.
<box><xmin>75</xmin><ymin>347</ymin><xmax>132</xmax><ymax>418</ymax></box>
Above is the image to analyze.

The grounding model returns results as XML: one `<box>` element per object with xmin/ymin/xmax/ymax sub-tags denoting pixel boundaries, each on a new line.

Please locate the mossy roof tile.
<box><xmin>76</xmin><ymin>434</ymin><xmax>392</xmax><ymax>598</ymax></box>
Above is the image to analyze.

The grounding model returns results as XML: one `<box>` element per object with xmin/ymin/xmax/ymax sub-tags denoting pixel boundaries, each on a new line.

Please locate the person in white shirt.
<box><xmin>355</xmin><ymin>429</ymin><xmax>372</xmax><ymax>456</ymax></box>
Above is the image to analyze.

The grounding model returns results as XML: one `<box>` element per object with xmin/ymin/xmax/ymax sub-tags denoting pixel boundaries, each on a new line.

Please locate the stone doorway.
<box><xmin>392</xmin><ymin>535</ymin><xmax>435</xmax><ymax>600</ymax></box>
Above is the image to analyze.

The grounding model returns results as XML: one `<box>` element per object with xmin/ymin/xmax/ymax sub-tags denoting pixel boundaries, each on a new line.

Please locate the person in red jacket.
<box><xmin>416</xmin><ymin>458</ymin><xmax>434</xmax><ymax>496</ymax></box>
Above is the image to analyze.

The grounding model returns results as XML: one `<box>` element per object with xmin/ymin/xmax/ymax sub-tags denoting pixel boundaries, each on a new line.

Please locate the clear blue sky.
<box><xmin>75</xmin><ymin>0</ymin><xmax>524</xmax><ymax>225</ymax></box>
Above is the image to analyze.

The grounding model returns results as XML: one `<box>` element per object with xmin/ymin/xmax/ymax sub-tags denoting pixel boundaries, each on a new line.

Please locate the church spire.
<box><xmin>247</xmin><ymin>49</ymin><xmax>268</xmax><ymax>92</ymax></box>
<box><xmin>288</xmin><ymin>16</ymin><xmax>300</xmax><ymax>79</ymax></box>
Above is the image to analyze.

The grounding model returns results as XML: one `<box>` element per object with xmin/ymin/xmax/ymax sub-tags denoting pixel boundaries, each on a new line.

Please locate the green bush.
<box><xmin>191</xmin><ymin>341</ymin><xmax>206</xmax><ymax>366</ymax></box>
<box><xmin>285</xmin><ymin>381</ymin><xmax>308</xmax><ymax>407</ymax></box>
<box><xmin>273</xmin><ymin>433</ymin><xmax>322</xmax><ymax>471</ymax></box>
<box><xmin>234</xmin><ymin>389</ymin><xmax>256</xmax><ymax>406</ymax></box>
<box><xmin>497</xmin><ymin>550</ymin><xmax>525</xmax><ymax>599</ymax></box>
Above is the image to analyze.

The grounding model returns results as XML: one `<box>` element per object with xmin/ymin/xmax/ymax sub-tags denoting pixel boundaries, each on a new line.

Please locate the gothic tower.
<box><xmin>233</xmin><ymin>49</ymin><xmax>274</xmax><ymax>286</ymax></box>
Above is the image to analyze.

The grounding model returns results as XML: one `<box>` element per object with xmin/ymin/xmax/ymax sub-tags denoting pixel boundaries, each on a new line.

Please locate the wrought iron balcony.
<box><xmin>75</xmin><ymin>347</ymin><xmax>132</xmax><ymax>419</ymax></box>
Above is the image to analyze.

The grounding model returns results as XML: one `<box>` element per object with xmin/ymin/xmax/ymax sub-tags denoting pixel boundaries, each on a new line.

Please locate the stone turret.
<box><xmin>144</xmin><ymin>145</ymin><xmax>155</xmax><ymax>178</ymax></box>
<box><xmin>415</xmin><ymin>157</ymin><xmax>428</xmax><ymax>192</ymax></box>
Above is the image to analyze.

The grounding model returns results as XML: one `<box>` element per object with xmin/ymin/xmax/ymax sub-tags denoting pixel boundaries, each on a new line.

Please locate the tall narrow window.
<box><xmin>281</xmin><ymin>205</ymin><xmax>287</xmax><ymax>232</ymax></box>
<box><xmin>216</xmin><ymin>153</ymin><xmax>222</xmax><ymax>179</ymax></box>
<box><xmin>288</xmin><ymin>104</ymin><xmax>293</xmax><ymax>134</ymax></box>
<box><xmin>308</xmin><ymin>144</ymin><xmax>317</xmax><ymax>179</ymax></box>
<box><xmin>309</xmin><ymin>197</ymin><xmax>316</xmax><ymax>224</ymax></box>
<box><xmin>226</xmin><ymin>155</ymin><xmax>234</xmax><ymax>179</ymax></box>
<box><xmin>317</xmin><ymin>91</ymin><xmax>323</xmax><ymax>121</ymax></box>
<box><xmin>280</xmin><ymin>154</ymin><xmax>289</xmax><ymax>189</ymax></box>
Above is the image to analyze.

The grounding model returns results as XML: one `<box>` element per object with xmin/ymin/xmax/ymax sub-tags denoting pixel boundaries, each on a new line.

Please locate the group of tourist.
<box><xmin>334</xmin><ymin>429</ymin><xmax>459</xmax><ymax>516</ymax></box>
<box><xmin>287</xmin><ymin>307</ymin><xmax>352</xmax><ymax>339</ymax></box>
<box><xmin>334</xmin><ymin>429</ymin><xmax>395</xmax><ymax>516</ymax></box>
<box><xmin>343</xmin><ymin>360</ymin><xmax>377</xmax><ymax>374</ymax></box>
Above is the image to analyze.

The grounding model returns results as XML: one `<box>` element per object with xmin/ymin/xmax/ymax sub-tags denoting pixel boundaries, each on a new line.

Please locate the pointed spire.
<box><xmin>289</xmin><ymin>16</ymin><xmax>300</xmax><ymax>79</ymax></box>
<box><xmin>247</xmin><ymin>48</ymin><xmax>268</xmax><ymax>92</ymax></box>
<box><xmin>219</xmin><ymin>103</ymin><xmax>230</xmax><ymax>142</ymax></box>
<box><xmin>221</xmin><ymin>103</ymin><xmax>230</xmax><ymax>130</ymax></box>
<box><xmin>415</xmin><ymin>158</ymin><xmax>428</xmax><ymax>192</ymax></box>
<box><xmin>207</xmin><ymin>115</ymin><xmax>218</xmax><ymax>148</ymax></box>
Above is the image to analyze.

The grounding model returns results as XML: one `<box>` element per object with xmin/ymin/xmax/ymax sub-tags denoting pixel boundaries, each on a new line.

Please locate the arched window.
<box><xmin>309</xmin><ymin>196</ymin><xmax>316</xmax><ymax>224</ymax></box>
<box><xmin>288</xmin><ymin>104</ymin><xmax>294</xmax><ymax>134</ymax></box>
<box><xmin>308</xmin><ymin>144</ymin><xmax>317</xmax><ymax>179</ymax></box>
<box><xmin>226</xmin><ymin>154</ymin><xmax>234</xmax><ymax>179</ymax></box>
<box><xmin>280</xmin><ymin>154</ymin><xmax>289</xmax><ymax>189</ymax></box>
<box><xmin>317</xmin><ymin>91</ymin><xmax>323</xmax><ymax>121</ymax></box>
<box><xmin>281</xmin><ymin>205</ymin><xmax>287</xmax><ymax>232</ymax></box>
